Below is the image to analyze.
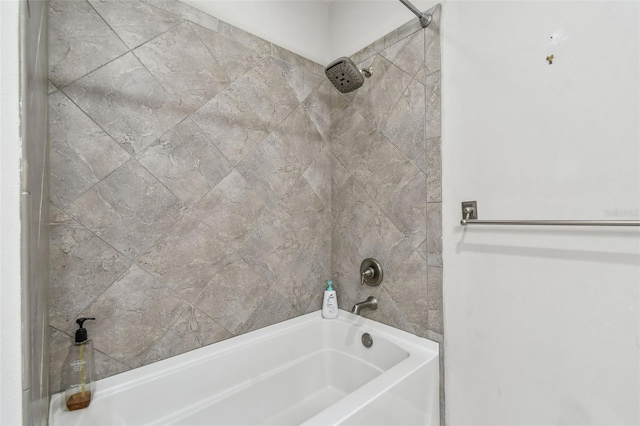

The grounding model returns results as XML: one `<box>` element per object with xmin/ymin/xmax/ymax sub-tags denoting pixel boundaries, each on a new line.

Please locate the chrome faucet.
<box><xmin>351</xmin><ymin>296</ymin><xmax>378</xmax><ymax>315</ymax></box>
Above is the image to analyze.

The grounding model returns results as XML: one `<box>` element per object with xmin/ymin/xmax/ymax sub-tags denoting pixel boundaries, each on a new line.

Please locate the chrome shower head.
<box><xmin>325</xmin><ymin>57</ymin><xmax>373</xmax><ymax>94</ymax></box>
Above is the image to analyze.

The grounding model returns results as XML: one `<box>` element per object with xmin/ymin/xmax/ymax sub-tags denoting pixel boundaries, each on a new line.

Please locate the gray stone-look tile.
<box><xmin>239</xmin><ymin>287</ymin><xmax>298</xmax><ymax>334</ymax></box>
<box><xmin>351</xmin><ymin>55</ymin><xmax>413</xmax><ymax>130</ymax></box>
<box><xmin>415</xmin><ymin>65</ymin><xmax>428</xmax><ymax>85</ymax></box>
<box><xmin>276</xmin><ymin>176</ymin><xmax>326</xmax><ymax>242</ymax></box>
<box><xmin>366</xmin><ymin>288</ymin><xmax>415</xmax><ymax>335</ymax></box>
<box><xmin>48</xmin><ymin>0</ymin><xmax>128</xmax><ymax>88</ymax></box>
<box><xmin>49</xmin><ymin>90</ymin><xmax>130</xmax><ymax>208</ymax></box>
<box><xmin>137</xmin><ymin>212</ymin><xmax>235</xmax><ymax>302</ymax></box>
<box><xmin>49</xmin><ymin>327</ymin><xmax>129</xmax><ymax>393</ymax></box>
<box><xmin>217</xmin><ymin>20</ymin><xmax>272</xmax><ymax>57</ymax></box>
<box><xmin>305</xmin><ymin>212</ymin><xmax>332</xmax><ymax>280</ymax></box>
<box><xmin>236</xmin><ymin>106</ymin><xmax>323</xmax><ymax>207</ymax></box>
<box><xmin>426</xmin><ymin>202</ymin><xmax>443</xmax><ymax>267</ymax></box>
<box><xmin>196</xmin><ymin>254</ymin><xmax>272</xmax><ymax>334</ymax></box>
<box><xmin>384</xmin><ymin>251</ymin><xmax>429</xmax><ymax>336</ymax></box>
<box><xmin>331</xmin><ymin>103</ymin><xmax>378</xmax><ymax>172</ymax></box>
<box><xmin>303</xmin><ymin>81</ymin><xmax>332</xmax><ymax>144</ymax></box>
<box><xmin>331</xmin><ymin>155</ymin><xmax>350</xmax><ymax>218</ymax></box>
<box><xmin>427</xmin><ymin>266</ymin><xmax>443</xmax><ymax>334</ymax></box>
<box><xmin>140</xmin><ymin>0</ymin><xmax>219</xmax><ymax>32</ymax></box>
<box><xmin>234</xmin><ymin>57</ymin><xmax>300</xmax><ymax>131</ymax></box>
<box><xmin>380</xmin><ymin>30</ymin><xmax>425</xmax><ymax>77</ymax></box>
<box><xmin>383</xmin><ymin>16</ymin><xmax>423</xmax><ymax>49</ymax></box>
<box><xmin>77</xmin><ymin>265</ymin><xmax>188</xmax><ymax>365</ymax></box>
<box><xmin>333</xmin><ymin>177</ymin><xmax>378</xmax><ymax>241</ymax></box>
<box><xmin>134</xmin><ymin>22</ymin><xmax>230</xmax><ymax>114</ymax></box>
<box><xmin>65</xmin><ymin>159</ymin><xmax>185</xmax><ymax>260</ymax></box>
<box><xmin>425</xmin><ymin>71</ymin><xmax>441</xmax><ymax>139</ymax></box>
<box><xmin>349</xmin><ymin>133</ymin><xmax>417</xmax><ymax>205</ymax></box>
<box><xmin>237</xmin><ymin>216</ymin><xmax>303</xmax><ymax>284</ymax></box>
<box><xmin>381</xmin><ymin>79</ymin><xmax>425</xmax><ymax>165</ymax></box>
<box><xmin>63</xmin><ymin>52</ymin><xmax>187</xmax><ymax>155</ymax></box>
<box><xmin>273</xmin><ymin>246</ymin><xmax>327</xmax><ymax>316</ymax></box>
<box><xmin>49</xmin><ymin>80</ymin><xmax>58</xmax><ymax>94</ymax></box>
<box><xmin>49</xmin><ymin>207</ymin><xmax>131</xmax><ymax>331</ymax></box>
<box><xmin>280</xmin><ymin>59</ymin><xmax>325</xmax><ymax>104</ymax></box>
<box><xmin>424</xmin><ymin>5</ymin><xmax>442</xmax><ymax>75</ymax></box>
<box><xmin>426</xmin><ymin>137</ymin><xmax>442</xmax><ymax>202</ymax></box>
<box><xmin>271</xmin><ymin>44</ymin><xmax>325</xmax><ymax>77</ymax></box>
<box><xmin>355</xmin><ymin>210</ymin><xmax>415</xmax><ymax>287</ymax></box>
<box><xmin>381</xmin><ymin>168</ymin><xmax>427</xmax><ymax>249</ymax></box>
<box><xmin>137</xmin><ymin>118</ymin><xmax>232</xmax><ymax>206</ymax></box>
<box><xmin>331</xmin><ymin>224</ymin><xmax>362</xmax><ymax>310</ymax></box>
<box><xmin>417</xmin><ymin>239</ymin><xmax>427</xmax><ymax>260</ymax></box>
<box><xmin>133</xmin><ymin>306</ymin><xmax>231</xmax><ymax>367</ymax></box>
<box><xmin>192</xmin><ymin>23</ymin><xmax>268</xmax><ymax>82</ymax></box>
<box><xmin>193</xmin><ymin>170</ymin><xmax>268</xmax><ymax>250</ymax></box>
<box><xmin>191</xmin><ymin>86</ymin><xmax>269</xmax><ymax>166</ymax></box>
<box><xmin>302</xmin><ymin>148</ymin><xmax>331</xmax><ymax>207</ymax></box>
<box><xmin>350</xmin><ymin>37</ymin><xmax>385</xmax><ymax>66</ymax></box>
<box><xmin>88</xmin><ymin>0</ymin><xmax>182</xmax><ymax>49</ymax></box>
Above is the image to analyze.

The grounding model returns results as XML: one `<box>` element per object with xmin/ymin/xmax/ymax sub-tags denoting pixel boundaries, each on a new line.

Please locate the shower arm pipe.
<box><xmin>460</xmin><ymin>201</ymin><xmax>640</xmax><ymax>227</ymax></box>
<box><xmin>398</xmin><ymin>0</ymin><xmax>432</xmax><ymax>28</ymax></box>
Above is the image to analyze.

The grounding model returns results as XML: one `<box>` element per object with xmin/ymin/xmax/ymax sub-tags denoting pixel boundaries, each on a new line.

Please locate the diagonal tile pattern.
<box><xmin>191</xmin><ymin>86</ymin><xmax>269</xmax><ymax>166</ymax></box>
<box><xmin>351</xmin><ymin>55</ymin><xmax>413</xmax><ymax>130</ymax></box>
<box><xmin>87</xmin><ymin>0</ymin><xmax>183</xmax><ymax>49</ymax></box>
<box><xmin>48</xmin><ymin>0</ymin><xmax>128</xmax><ymax>88</ymax></box>
<box><xmin>233</xmin><ymin>57</ymin><xmax>301</xmax><ymax>132</ymax></box>
<box><xmin>65</xmin><ymin>159</ymin><xmax>185</xmax><ymax>260</ymax></box>
<box><xmin>49</xmin><ymin>206</ymin><xmax>131</xmax><ymax>331</ymax></box>
<box><xmin>49</xmin><ymin>91</ymin><xmax>130</xmax><ymax>208</ymax></box>
<box><xmin>63</xmin><ymin>52</ymin><xmax>187</xmax><ymax>155</ymax></box>
<box><xmin>137</xmin><ymin>212</ymin><xmax>235</xmax><ymax>302</ymax></box>
<box><xmin>49</xmin><ymin>1</ymin><xmax>441</xmax><ymax>408</ymax></box>
<box><xmin>133</xmin><ymin>22</ymin><xmax>230</xmax><ymax>114</ymax></box>
<box><xmin>77</xmin><ymin>265</ymin><xmax>189</xmax><ymax>365</ymax></box>
<box><xmin>337</xmin><ymin>4</ymin><xmax>442</xmax><ymax>340</ymax></box>
<box><xmin>137</xmin><ymin>118</ymin><xmax>232</xmax><ymax>206</ymax></box>
<box><xmin>193</xmin><ymin>23</ymin><xmax>270</xmax><ymax>82</ymax></box>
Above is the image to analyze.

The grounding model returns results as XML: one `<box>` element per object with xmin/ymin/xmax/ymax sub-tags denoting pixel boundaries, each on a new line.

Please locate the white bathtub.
<box><xmin>50</xmin><ymin>311</ymin><xmax>440</xmax><ymax>425</ymax></box>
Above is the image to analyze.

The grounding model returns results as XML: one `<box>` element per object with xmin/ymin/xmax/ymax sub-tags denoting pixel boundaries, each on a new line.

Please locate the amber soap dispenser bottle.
<box><xmin>63</xmin><ymin>317</ymin><xmax>96</xmax><ymax>411</ymax></box>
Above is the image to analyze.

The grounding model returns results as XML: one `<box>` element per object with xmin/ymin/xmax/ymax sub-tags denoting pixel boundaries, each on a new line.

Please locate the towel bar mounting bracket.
<box><xmin>461</xmin><ymin>201</ymin><xmax>477</xmax><ymax>224</ymax></box>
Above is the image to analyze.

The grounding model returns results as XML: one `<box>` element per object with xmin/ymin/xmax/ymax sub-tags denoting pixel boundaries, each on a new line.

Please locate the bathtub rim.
<box><xmin>50</xmin><ymin>310</ymin><xmax>440</xmax><ymax>424</ymax></box>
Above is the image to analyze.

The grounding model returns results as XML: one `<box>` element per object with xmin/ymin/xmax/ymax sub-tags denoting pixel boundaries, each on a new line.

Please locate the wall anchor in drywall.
<box><xmin>546</xmin><ymin>54</ymin><xmax>554</xmax><ymax>64</ymax></box>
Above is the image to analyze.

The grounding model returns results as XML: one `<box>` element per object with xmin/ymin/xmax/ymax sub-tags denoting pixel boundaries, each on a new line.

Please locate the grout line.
<box><xmin>85</xmin><ymin>0</ymin><xmax>132</xmax><ymax>54</ymax></box>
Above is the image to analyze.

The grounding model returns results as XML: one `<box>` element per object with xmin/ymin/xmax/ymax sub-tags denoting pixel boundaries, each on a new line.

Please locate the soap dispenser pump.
<box><xmin>322</xmin><ymin>280</ymin><xmax>338</xmax><ymax>319</ymax></box>
<box><xmin>63</xmin><ymin>317</ymin><xmax>96</xmax><ymax>411</ymax></box>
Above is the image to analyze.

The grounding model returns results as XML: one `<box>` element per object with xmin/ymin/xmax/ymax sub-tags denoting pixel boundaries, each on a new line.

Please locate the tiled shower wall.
<box><xmin>47</xmin><ymin>0</ymin><xmax>443</xmax><ymax>413</ymax></box>
<box><xmin>330</xmin><ymin>5</ymin><xmax>444</xmax><ymax>417</ymax></box>
<box><xmin>48</xmin><ymin>0</ymin><xmax>331</xmax><ymax>392</ymax></box>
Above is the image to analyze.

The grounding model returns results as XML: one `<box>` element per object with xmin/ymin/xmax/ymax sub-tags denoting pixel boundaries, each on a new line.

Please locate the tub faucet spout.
<box><xmin>351</xmin><ymin>296</ymin><xmax>378</xmax><ymax>315</ymax></box>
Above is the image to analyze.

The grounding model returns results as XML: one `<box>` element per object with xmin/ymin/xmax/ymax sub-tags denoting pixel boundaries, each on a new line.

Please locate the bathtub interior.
<box><xmin>50</xmin><ymin>313</ymin><xmax>435</xmax><ymax>426</ymax></box>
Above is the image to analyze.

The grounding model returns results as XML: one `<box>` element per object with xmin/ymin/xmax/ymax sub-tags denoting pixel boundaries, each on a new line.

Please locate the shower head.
<box><xmin>325</xmin><ymin>57</ymin><xmax>373</xmax><ymax>94</ymax></box>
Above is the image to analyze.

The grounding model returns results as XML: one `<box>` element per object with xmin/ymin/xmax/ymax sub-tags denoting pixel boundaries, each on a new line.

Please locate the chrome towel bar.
<box><xmin>460</xmin><ymin>201</ymin><xmax>640</xmax><ymax>227</ymax></box>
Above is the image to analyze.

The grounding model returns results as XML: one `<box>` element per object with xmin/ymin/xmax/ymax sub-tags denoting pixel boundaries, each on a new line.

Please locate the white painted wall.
<box><xmin>328</xmin><ymin>0</ymin><xmax>437</xmax><ymax>59</ymax></box>
<box><xmin>181</xmin><ymin>0</ymin><xmax>331</xmax><ymax>64</ymax></box>
<box><xmin>0</xmin><ymin>1</ymin><xmax>24</xmax><ymax>425</ymax></box>
<box><xmin>182</xmin><ymin>0</ymin><xmax>438</xmax><ymax>65</ymax></box>
<box><xmin>442</xmin><ymin>1</ymin><xmax>640</xmax><ymax>424</ymax></box>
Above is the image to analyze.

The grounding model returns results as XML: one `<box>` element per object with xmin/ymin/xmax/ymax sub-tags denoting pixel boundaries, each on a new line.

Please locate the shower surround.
<box><xmin>48</xmin><ymin>0</ymin><xmax>331</xmax><ymax>391</ymax></box>
<box><xmin>331</xmin><ymin>5</ymin><xmax>444</xmax><ymax>417</ymax></box>
<box><xmin>48</xmin><ymin>0</ymin><xmax>442</xmax><ymax>413</ymax></box>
